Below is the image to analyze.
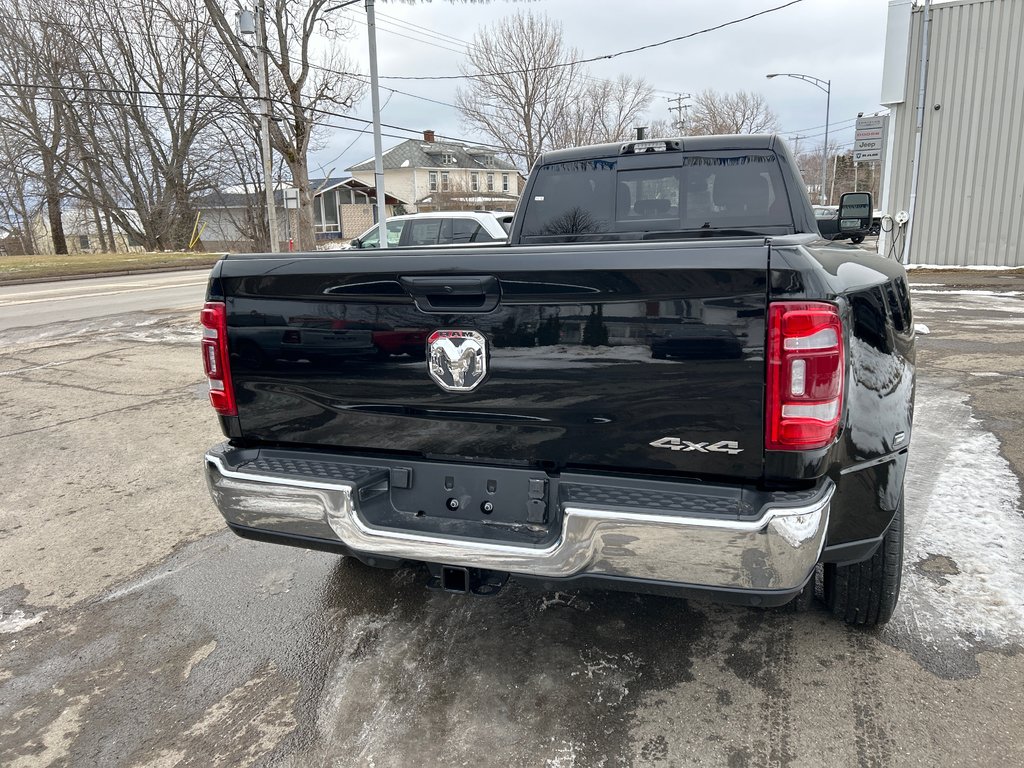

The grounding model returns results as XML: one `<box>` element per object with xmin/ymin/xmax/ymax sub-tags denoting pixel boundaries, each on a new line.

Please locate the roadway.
<box><xmin>0</xmin><ymin>270</ymin><xmax>210</xmax><ymax>331</ymax></box>
<box><xmin>0</xmin><ymin>270</ymin><xmax>1022</xmax><ymax>766</ymax></box>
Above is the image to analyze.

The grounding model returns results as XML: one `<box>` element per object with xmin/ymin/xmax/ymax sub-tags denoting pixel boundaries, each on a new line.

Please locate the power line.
<box><xmin>345</xmin><ymin>12</ymin><xmax>467</xmax><ymax>55</ymax></box>
<box><xmin>374</xmin><ymin>1</ymin><xmax>807</xmax><ymax>81</ymax></box>
<box><xmin>315</xmin><ymin>89</ymin><xmax>393</xmax><ymax>178</ymax></box>
<box><xmin>0</xmin><ymin>10</ymin><xmax>465</xmax><ymax>115</ymax></box>
<box><xmin>2</xmin><ymin>87</ymin><xmax>438</xmax><ymax>149</ymax></box>
<box><xmin>340</xmin><ymin>10</ymin><xmax>660</xmax><ymax>107</ymax></box>
<box><xmin>782</xmin><ymin>116</ymin><xmax>859</xmax><ymax>136</ymax></box>
<box><xmin>0</xmin><ymin>79</ymin><xmax>515</xmax><ymax>154</ymax></box>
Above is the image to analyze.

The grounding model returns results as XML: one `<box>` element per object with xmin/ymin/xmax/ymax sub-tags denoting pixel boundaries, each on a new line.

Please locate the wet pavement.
<box><xmin>1</xmin><ymin>270</ymin><xmax>1022</xmax><ymax>767</ymax></box>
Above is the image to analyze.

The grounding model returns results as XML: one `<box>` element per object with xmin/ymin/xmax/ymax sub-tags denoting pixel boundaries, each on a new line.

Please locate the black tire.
<box><xmin>824</xmin><ymin>497</ymin><xmax>903</xmax><ymax>626</ymax></box>
<box><xmin>850</xmin><ymin>234</ymin><xmax>865</xmax><ymax>244</ymax></box>
<box><xmin>781</xmin><ymin>577</ymin><xmax>815</xmax><ymax>613</ymax></box>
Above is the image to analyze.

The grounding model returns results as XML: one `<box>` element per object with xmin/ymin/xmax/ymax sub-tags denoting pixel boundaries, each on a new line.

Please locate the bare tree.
<box><xmin>457</xmin><ymin>13</ymin><xmax>655</xmax><ymax>168</ymax></box>
<box><xmin>647</xmin><ymin>118</ymin><xmax>675</xmax><ymax>139</ymax></box>
<box><xmin>551</xmin><ymin>75</ymin><xmax>655</xmax><ymax>149</ymax></box>
<box><xmin>201</xmin><ymin>0</ymin><xmax>365</xmax><ymax>250</ymax></box>
<box><xmin>456</xmin><ymin>11</ymin><xmax>585</xmax><ymax>170</ymax></box>
<box><xmin>0</xmin><ymin>0</ymin><xmax>74</xmax><ymax>254</ymax></box>
<box><xmin>54</xmin><ymin>0</ymin><xmax>235</xmax><ymax>251</ymax></box>
<box><xmin>0</xmin><ymin>129</ymin><xmax>41</xmax><ymax>254</ymax></box>
<box><xmin>687</xmin><ymin>89</ymin><xmax>780</xmax><ymax>136</ymax></box>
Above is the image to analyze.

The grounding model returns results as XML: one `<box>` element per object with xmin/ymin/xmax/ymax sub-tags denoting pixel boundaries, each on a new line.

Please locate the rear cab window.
<box><xmin>521</xmin><ymin>150</ymin><xmax>794</xmax><ymax>243</ymax></box>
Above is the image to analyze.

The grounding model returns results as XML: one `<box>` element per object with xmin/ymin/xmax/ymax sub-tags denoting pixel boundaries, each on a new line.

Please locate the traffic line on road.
<box><xmin>0</xmin><ymin>281</ymin><xmax>209</xmax><ymax>307</ymax></box>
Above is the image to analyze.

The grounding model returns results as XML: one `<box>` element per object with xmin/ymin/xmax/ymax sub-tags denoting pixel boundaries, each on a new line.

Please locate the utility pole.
<box><xmin>668</xmin><ymin>93</ymin><xmax>691</xmax><ymax>134</ymax></box>
<box><xmin>366</xmin><ymin>0</ymin><xmax>388</xmax><ymax>249</ymax></box>
<box><xmin>239</xmin><ymin>6</ymin><xmax>280</xmax><ymax>253</ymax></box>
<box><xmin>255</xmin><ymin>2</ymin><xmax>280</xmax><ymax>253</ymax></box>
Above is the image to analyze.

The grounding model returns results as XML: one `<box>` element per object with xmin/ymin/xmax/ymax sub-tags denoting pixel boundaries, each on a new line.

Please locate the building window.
<box><xmin>441</xmin><ymin>152</ymin><xmax>456</xmax><ymax>165</ymax></box>
<box><xmin>502</xmin><ymin>174</ymin><xmax>509</xmax><ymax>192</ymax></box>
<box><xmin>78</xmin><ymin>235</ymin><xmax>90</xmax><ymax>250</ymax></box>
<box><xmin>318</xmin><ymin>190</ymin><xmax>339</xmax><ymax>233</ymax></box>
<box><xmin>441</xmin><ymin>172</ymin><xmax>450</xmax><ymax>192</ymax></box>
<box><xmin>486</xmin><ymin>173</ymin><xmax>494</xmax><ymax>192</ymax></box>
<box><xmin>471</xmin><ymin>173</ymin><xmax>479</xmax><ymax>192</ymax></box>
<box><xmin>429</xmin><ymin>171</ymin><xmax>438</xmax><ymax>192</ymax></box>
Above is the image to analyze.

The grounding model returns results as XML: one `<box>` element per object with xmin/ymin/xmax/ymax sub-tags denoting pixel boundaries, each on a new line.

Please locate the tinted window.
<box><xmin>522</xmin><ymin>152</ymin><xmax>792</xmax><ymax>243</ymax></box>
<box><xmin>452</xmin><ymin>219</ymin><xmax>484</xmax><ymax>244</ymax></box>
<box><xmin>407</xmin><ymin>219</ymin><xmax>443</xmax><ymax>246</ymax></box>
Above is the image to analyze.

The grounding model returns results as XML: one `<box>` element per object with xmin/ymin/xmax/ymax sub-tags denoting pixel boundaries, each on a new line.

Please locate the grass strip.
<box><xmin>0</xmin><ymin>252</ymin><xmax>223</xmax><ymax>283</ymax></box>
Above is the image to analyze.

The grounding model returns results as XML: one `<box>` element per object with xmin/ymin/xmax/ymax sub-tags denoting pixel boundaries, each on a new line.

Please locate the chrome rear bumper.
<box><xmin>205</xmin><ymin>444</ymin><xmax>832</xmax><ymax>593</ymax></box>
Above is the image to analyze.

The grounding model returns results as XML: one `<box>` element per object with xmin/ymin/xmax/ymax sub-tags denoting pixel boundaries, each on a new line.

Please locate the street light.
<box><xmin>766</xmin><ymin>73</ymin><xmax>831</xmax><ymax>205</ymax></box>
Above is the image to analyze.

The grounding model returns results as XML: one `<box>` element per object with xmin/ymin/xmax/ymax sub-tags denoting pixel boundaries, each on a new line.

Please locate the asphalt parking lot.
<box><xmin>1</xmin><ymin>268</ymin><xmax>1022</xmax><ymax>767</ymax></box>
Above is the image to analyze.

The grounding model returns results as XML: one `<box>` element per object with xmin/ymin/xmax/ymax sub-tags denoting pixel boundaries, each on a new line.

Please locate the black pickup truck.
<box><xmin>202</xmin><ymin>135</ymin><xmax>914</xmax><ymax>626</ymax></box>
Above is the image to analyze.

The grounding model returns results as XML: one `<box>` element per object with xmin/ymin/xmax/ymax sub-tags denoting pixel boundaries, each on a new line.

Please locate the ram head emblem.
<box><xmin>426</xmin><ymin>330</ymin><xmax>488</xmax><ymax>392</ymax></box>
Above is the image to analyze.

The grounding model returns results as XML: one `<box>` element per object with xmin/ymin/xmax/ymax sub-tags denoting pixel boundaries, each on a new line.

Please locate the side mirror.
<box><xmin>349</xmin><ymin>238</ymin><xmax>361</xmax><ymax>248</ymax></box>
<box><xmin>838</xmin><ymin>192</ymin><xmax>872</xmax><ymax>232</ymax></box>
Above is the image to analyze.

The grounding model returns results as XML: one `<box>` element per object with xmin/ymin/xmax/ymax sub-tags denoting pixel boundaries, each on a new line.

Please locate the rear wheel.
<box><xmin>824</xmin><ymin>497</ymin><xmax>904</xmax><ymax>626</ymax></box>
<box><xmin>850</xmin><ymin>234</ymin><xmax>865</xmax><ymax>244</ymax></box>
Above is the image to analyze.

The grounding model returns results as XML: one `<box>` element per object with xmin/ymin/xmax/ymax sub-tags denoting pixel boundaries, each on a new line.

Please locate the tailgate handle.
<box><xmin>400</xmin><ymin>275</ymin><xmax>500</xmax><ymax>314</ymax></box>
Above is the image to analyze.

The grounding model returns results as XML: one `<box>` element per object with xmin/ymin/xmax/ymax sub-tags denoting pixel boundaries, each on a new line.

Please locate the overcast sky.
<box><xmin>308</xmin><ymin>0</ymin><xmax>894</xmax><ymax>179</ymax></box>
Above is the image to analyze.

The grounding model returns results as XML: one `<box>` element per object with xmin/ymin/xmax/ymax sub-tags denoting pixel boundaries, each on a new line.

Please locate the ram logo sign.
<box><xmin>649</xmin><ymin>437</ymin><xmax>744</xmax><ymax>455</ymax></box>
<box><xmin>427</xmin><ymin>330</ymin><xmax>487</xmax><ymax>392</ymax></box>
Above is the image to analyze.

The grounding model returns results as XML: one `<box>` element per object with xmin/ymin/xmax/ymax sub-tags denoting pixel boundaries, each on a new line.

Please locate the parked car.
<box><xmin>813</xmin><ymin>205</ymin><xmax>882</xmax><ymax>243</ymax></box>
<box><xmin>346</xmin><ymin>211</ymin><xmax>507</xmax><ymax>249</ymax></box>
<box><xmin>485</xmin><ymin>211</ymin><xmax>515</xmax><ymax>233</ymax></box>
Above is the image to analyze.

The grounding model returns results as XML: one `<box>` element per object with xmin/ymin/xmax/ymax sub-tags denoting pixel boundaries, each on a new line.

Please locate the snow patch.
<box><xmin>906</xmin><ymin>264</ymin><xmax>1024</xmax><ymax>271</ymax></box>
<box><xmin>0</xmin><ymin>608</ymin><xmax>44</xmax><ymax>633</ymax></box>
<box><xmin>911</xmin><ymin>289</ymin><xmax>1022</xmax><ymax>297</ymax></box>
<box><xmin>316</xmin><ymin>241</ymin><xmax>353</xmax><ymax>251</ymax></box>
<box><xmin>914</xmin><ymin>323</ymin><xmax>930</xmax><ymax>335</ymax></box>
<box><xmin>0</xmin><ymin>360</ymin><xmax>73</xmax><ymax>377</ymax></box>
<box><xmin>545</xmin><ymin>740</ymin><xmax>580</xmax><ymax>768</ymax></box>
<box><xmin>893</xmin><ymin>384</ymin><xmax>1024</xmax><ymax>650</ymax></box>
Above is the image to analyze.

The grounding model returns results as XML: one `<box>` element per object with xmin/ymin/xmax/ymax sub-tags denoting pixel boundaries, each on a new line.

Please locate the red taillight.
<box><xmin>200</xmin><ymin>301</ymin><xmax>237</xmax><ymax>416</ymax></box>
<box><xmin>766</xmin><ymin>301</ymin><xmax>843</xmax><ymax>451</ymax></box>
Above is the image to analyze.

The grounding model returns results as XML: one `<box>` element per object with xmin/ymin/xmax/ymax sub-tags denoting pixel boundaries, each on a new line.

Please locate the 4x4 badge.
<box><xmin>650</xmin><ymin>437</ymin><xmax>743</xmax><ymax>455</ymax></box>
<box><xmin>427</xmin><ymin>330</ymin><xmax>487</xmax><ymax>392</ymax></box>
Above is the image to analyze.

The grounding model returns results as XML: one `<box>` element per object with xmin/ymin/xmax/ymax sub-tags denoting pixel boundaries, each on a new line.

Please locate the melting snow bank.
<box><xmin>891</xmin><ymin>382</ymin><xmax>1024</xmax><ymax>653</ymax></box>
<box><xmin>0</xmin><ymin>609</ymin><xmax>44</xmax><ymax>634</ymax></box>
<box><xmin>910</xmin><ymin>289</ymin><xmax>1022</xmax><ymax>297</ymax></box>
<box><xmin>906</xmin><ymin>264</ymin><xmax>1024</xmax><ymax>271</ymax></box>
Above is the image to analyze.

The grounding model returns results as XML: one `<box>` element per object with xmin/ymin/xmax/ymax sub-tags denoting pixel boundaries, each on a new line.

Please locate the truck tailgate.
<box><xmin>217</xmin><ymin>241</ymin><xmax>769</xmax><ymax>480</ymax></box>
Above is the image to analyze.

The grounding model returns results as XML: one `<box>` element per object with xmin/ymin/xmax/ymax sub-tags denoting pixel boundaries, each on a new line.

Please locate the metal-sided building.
<box><xmin>880</xmin><ymin>0</ymin><xmax>1024</xmax><ymax>266</ymax></box>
